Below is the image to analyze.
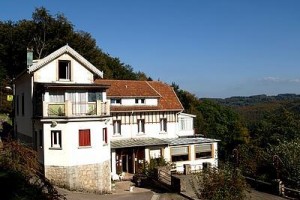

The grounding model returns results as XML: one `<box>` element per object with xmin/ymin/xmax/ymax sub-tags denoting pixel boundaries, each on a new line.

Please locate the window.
<box><xmin>195</xmin><ymin>144</ymin><xmax>212</xmax><ymax>159</ymax></box>
<box><xmin>179</xmin><ymin>118</ymin><xmax>193</xmax><ymax>131</ymax></box>
<box><xmin>135</xmin><ymin>98</ymin><xmax>145</xmax><ymax>104</ymax></box>
<box><xmin>171</xmin><ymin>146</ymin><xmax>189</xmax><ymax>162</ymax></box>
<box><xmin>39</xmin><ymin>130</ymin><xmax>43</xmax><ymax>147</ymax></box>
<box><xmin>111</xmin><ymin>99</ymin><xmax>121</xmax><ymax>104</ymax></box>
<box><xmin>58</xmin><ymin>60</ymin><xmax>71</xmax><ymax>80</ymax></box>
<box><xmin>51</xmin><ymin>130</ymin><xmax>62</xmax><ymax>149</ymax></box>
<box><xmin>113</xmin><ymin>120</ymin><xmax>121</xmax><ymax>135</ymax></box>
<box><xmin>21</xmin><ymin>93</ymin><xmax>24</xmax><ymax>116</ymax></box>
<box><xmin>79</xmin><ymin>129</ymin><xmax>91</xmax><ymax>147</ymax></box>
<box><xmin>160</xmin><ymin>118</ymin><xmax>167</xmax><ymax>132</ymax></box>
<box><xmin>49</xmin><ymin>91</ymin><xmax>65</xmax><ymax>102</ymax></box>
<box><xmin>103</xmin><ymin>128</ymin><xmax>108</xmax><ymax>144</ymax></box>
<box><xmin>137</xmin><ymin>119</ymin><xmax>145</xmax><ymax>133</ymax></box>
<box><xmin>88</xmin><ymin>92</ymin><xmax>103</xmax><ymax>102</ymax></box>
<box><xmin>16</xmin><ymin>95</ymin><xmax>19</xmax><ymax>116</ymax></box>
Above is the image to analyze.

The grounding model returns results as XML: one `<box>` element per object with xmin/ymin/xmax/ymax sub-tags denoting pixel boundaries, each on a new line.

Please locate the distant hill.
<box><xmin>202</xmin><ymin>93</ymin><xmax>300</xmax><ymax>107</ymax></box>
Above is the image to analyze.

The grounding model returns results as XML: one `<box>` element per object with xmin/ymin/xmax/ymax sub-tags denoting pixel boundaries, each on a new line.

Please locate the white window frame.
<box><xmin>160</xmin><ymin>118</ymin><xmax>167</xmax><ymax>132</ymax></box>
<box><xmin>137</xmin><ymin>119</ymin><xmax>145</xmax><ymax>134</ymax></box>
<box><xmin>58</xmin><ymin>60</ymin><xmax>71</xmax><ymax>81</ymax></box>
<box><xmin>113</xmin><ymin>120</ymin><xmax>121</xmax><ymax>135</ymax></box>
<box><xmin>51</xmin><ymin>130</ymin><xmax>62</xmax><ymax>149</ymax></box>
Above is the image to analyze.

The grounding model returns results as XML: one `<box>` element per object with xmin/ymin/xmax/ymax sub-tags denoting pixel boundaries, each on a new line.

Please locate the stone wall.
<box><xmin>45</xmin><ymin>160</ymin><xmax>111</xmax><ymax>194</ymax></box>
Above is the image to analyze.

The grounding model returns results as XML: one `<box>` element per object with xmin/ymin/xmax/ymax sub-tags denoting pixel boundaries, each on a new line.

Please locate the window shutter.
<box><xmin>171</xmin><ymin>146</ymin><xmax>189</xmax><ymax>156</ymax></box>
<box><xmin>195</xmin><ymin>144</ymin><xmax>212</xmax><ymax>153</ymax></box>
<box><xmin>79</xmin><ymin>129</ymin><xmax>90</xmax><ymax>146</ymax></box>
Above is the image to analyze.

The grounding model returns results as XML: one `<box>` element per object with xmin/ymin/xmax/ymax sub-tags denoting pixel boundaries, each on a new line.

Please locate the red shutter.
<box><xmin>79</xmin><ymin>129</ymin><xmax>91</xmax><ymax>146</ymax></box>
<box><xmin>103</xmin><ymin>128</ymin><xmax>107</xmax><ymax>144</ymax></box>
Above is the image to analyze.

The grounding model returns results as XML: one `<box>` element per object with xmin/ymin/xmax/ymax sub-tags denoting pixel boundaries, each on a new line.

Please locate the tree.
<box><xmin>198</xmin><ymin>100</ymin><xmax>249</xmax><ymax>159</ymax></box>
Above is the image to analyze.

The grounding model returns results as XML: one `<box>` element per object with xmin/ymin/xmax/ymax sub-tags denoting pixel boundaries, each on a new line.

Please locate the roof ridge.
<box><xmin>146</xmin><ymin>81</ymin><xmax>162</xmax><ymax>97</ymax></box>
<box><xmin>28</xmin><ymin>45</ymin><xmax>103</xmax><ymax>77</ymax></box>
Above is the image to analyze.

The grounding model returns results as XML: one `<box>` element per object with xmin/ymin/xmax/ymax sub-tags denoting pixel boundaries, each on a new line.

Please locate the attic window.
<box><xmin>58</xmin><ymin>60</ymin><xmax>71</xmax><ymax>80</ymax></box>
<box><xmin>111</xmin><ymin>98</ymin><xmax>121</xmax><ymax>104</ymax></box>
<box><xmin>135</xmin><ymin>98</ymin><xmax>145</xmax><ymax>104</ymax></box>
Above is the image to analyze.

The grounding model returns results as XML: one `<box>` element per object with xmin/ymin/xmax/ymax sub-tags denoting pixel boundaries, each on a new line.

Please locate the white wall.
<box><xmin>34</xmin><ymin>54</ymin><xmax>94</xmax><ymax>84</ymax></box>
<box><xmin>43</xmin><ymin>120</ymin><xmax>110</xmax><ymax>166</ymax></box>
<box><xmin>14</xmin><ymin>73</ymin><xmax>33</xmax><ymax>139</ymax></box>
<box><xmin>119</xmin><ymin>98</ymin><xmax>158</xmax><ymax>106</ymax></box>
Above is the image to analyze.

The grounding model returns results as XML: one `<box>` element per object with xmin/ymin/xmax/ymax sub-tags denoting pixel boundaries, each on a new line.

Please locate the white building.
<box><xmin>14</xmin><ymin>45</ymin><xmax>219</xmax><ymax>193</ymax></box>
<box><xmin>14</xmin><ymin>45</ymin><xmax>111</xmax><ymax>193</ymax></box>
<box><xmin>95</xmin><ymin>80</ymin><xmax>219</xmax><ymax>175</ymax></box>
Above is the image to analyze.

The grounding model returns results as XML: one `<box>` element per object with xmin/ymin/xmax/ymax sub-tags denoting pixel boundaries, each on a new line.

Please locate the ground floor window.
<box><xmin>195</xmin><ymin>144</ymin><xmax>212</xmax><ymax>159</ymax></box>
<box><xmin>171</xmin><ymin>146</ymin><xmax>189</xmax><ymax>162</ymax></box>
<box><xmin>51</xmin><ymin>130</ymin><xmax>61</xmax><ymax>149</ymax></box>
<box><xmin>79</xmin><ymin>129</ymin><xmax>91</xmax><ymax>147</ymax></box>
<box><xmin>103</xmin><ymin>128</ymin><xmax>108</xmax><ymax>144</ymax></box>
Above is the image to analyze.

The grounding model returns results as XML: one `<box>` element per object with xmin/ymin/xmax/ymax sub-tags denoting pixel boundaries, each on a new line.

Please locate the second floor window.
<box><xmin>113</xmin><ymin>120</ymin><xmax>121</xmax><ymax>135</ymax></box>
<box><xmin>58</xmin><ymin>60</ymin><xmax>71</xmax><ymax>80</ymax></box>
<box><xmin>138</xmin><ymin>119</ymin><xmax>145</xmax><ymax>133</ymax></box>
<box><xmin>160</xmin><ymin>118</ymin><xmax>167</xmax><ymax>132</ymax></box>
<box><xmin>111</xmin><ymin>99</ymin><xmax>121</xmax><ymax>104</ymax></box>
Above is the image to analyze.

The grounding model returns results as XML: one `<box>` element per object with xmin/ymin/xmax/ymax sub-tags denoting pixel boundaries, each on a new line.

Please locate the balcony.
<box><xmin>43</xmin><ymin>100</ymin><xmax>110</xmax><ymax>117</ymax></box>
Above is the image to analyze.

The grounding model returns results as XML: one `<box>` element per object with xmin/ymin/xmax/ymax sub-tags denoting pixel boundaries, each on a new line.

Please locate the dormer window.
<box><xmin>111</xmin><ymin>98</ymin><xmax>121</xmax><ymax>104</ymax></box>
<box><xmin>58</xmin><ymin>60</ymin><xmax>71</xmax><ymax>80</ymax></box>
<box><xmin>135</xmin><ymin>98</ymin><xmax>145</xmax><ymax>104</ymax></box>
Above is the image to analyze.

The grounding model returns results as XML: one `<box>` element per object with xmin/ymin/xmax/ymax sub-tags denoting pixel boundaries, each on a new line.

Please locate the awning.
<box><xmin>111</xmin><ymin>137</ymin><xmax>169</xmax><ymax>149</ymax></box>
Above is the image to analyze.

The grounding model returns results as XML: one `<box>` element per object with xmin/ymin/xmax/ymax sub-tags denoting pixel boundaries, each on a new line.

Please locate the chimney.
<box><xmin>27</xmin><ymin>48</ymin><xmax>33</xmax><ymax>68</ymax></box>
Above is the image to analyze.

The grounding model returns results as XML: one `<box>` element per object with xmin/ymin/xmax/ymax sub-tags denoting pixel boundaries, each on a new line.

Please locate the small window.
<box><xmin>195</xmin><ymin>144</ymin><xmax>212</xmax><ymax>159</ymax></box>
<box><xmin>137</xmin><ymin>119</ymin><xmax>145</xmax><ymax>133</ymax></box>
<box><xmin>21</xmin><ymin>93</ymin><xmax>24</xmax><ymax>116</ymax></box>
<box><xmin>113</xmin><ymin>120</ymin><xmax>121</xmax><ymax>135</ymax></box>
<box><xmin>58</xmin><ymin>60</ymin><xmax>71</xmax><ymax>80</ymax></box>
<box><xmin>39</xmin><ymin>130</ymin><xmax>43</xmax><ymax>147</ymax></box>
<box><xmin>103</xmin><ymin>128</ymin><xmax>108</xmax><ymax>144</ymax></box>
<box><xmin>171</xmin><ymin>146</ymin><xmax>189</xmax><ymax>162</ymax></box>
<box><xmin>79</xmin><ymin>129</ymin><xmax>91</xmax><ymax>147</ymax></box>
<box><xmin>51</xmin><ymin>130</ymin><xmax>62</xmax><ymax>149</ymax></box>
<box><xmin>111</xmin><ymin>99</ymin><xmax>121</xmax><ymax>104</ymax></box>
<box><xmin>135</xmin><ymin>98</ymin><xmax>145</xmax><ymax>104</ymax></box>
<box><xmin>160</xmin><ymin>118</ymin><xmax>167</xmax><ymax>132</ymax></box>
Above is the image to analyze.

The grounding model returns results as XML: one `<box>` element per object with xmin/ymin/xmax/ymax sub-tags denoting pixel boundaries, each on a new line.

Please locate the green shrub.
<box><xmin>192</xmin><ymin>163</ymin><xmax>249</xmax><ymax>200</ymax></box>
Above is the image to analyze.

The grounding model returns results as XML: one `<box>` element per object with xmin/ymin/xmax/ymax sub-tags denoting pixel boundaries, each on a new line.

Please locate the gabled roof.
<box><xmin>94</xmin><ymin>79</ymin><xmax>184</xmax><ymax>111</ymax></box>
<box><xmin>27</xmin><ymin>45</ymin><xmax>103</xmax><ymax>78</ymax></box>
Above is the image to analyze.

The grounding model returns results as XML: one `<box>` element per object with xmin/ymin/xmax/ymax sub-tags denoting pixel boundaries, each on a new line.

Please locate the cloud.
<box><xmin>261</xmin><ymin>77</ymin><xmax>300</xmax><ymax>84</ymax></box>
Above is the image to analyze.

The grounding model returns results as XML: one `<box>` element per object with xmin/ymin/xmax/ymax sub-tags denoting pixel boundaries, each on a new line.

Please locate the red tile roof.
<box><xmin>94</xmin><ymin>79</ymin><xmax>184</xmax><ymax>111</ymax></box>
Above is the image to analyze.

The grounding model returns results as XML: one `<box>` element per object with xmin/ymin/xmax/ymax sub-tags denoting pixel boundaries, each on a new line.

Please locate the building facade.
<box><xmin>15</xmin><ymin>45</ymin><xmax>219</xmax><ymax>193</ymax></box>
<box><xmin>15</xmin><ymin>45</ymin><xmax>111</xmax><ymax>193</ymax></box>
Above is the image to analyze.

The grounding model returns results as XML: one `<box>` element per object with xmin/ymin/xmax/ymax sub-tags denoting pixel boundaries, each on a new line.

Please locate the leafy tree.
<box><xmin>198</xmin><ymin>100</ymin><xmax>249</xmax><ymax>159</ymax></box>
<box><xmin>268</xmin><ymin>139</ymin><xmax>300</xmax><ymax>188</ymax></box>
<box><xmin>0</xmin><ymin>7</ymin><xmax>142</xmax><ymax>80</ymax></box>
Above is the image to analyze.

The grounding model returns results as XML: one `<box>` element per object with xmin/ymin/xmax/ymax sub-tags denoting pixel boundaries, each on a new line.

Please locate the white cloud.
<box><xmin>261</xmin><ymin>77</ymin><xmax>300</xmax><ymax>84</ymax></box>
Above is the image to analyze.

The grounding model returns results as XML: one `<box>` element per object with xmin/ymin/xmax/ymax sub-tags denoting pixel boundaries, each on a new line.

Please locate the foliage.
<box><xmin>268</xmin><ymin>139</ymin><xmax>300</xmax><ymax>188</ymax></box>
<box><xmin>0</xmin><ymin>139</ymin><xmax>66</xmax><ymax>199</ymax></box>
<box><xmin>197</xmin><ymin>100</ymin><xmax>249</xmax><ymax>159</ymax></box>
<box><xmin>192</xmin><ymin>163</ymin><xmax>249</xmax><ymax>200</ymax></box>
<box><xmin>0</xmin><ymin>7</ymin><xmax>145</xmax><ymax>81</ymax></box>
<box><xmin>143</xmin><ymin>157</ymin><xmax>169</xmax><ymax>178</ymax></box>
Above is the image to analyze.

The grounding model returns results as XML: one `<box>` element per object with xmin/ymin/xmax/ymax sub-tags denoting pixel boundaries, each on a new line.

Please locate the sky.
<box><xmin>1</xmin><ymin>0</ymin><xmax>300</xmax><ymax>98</ymax></box>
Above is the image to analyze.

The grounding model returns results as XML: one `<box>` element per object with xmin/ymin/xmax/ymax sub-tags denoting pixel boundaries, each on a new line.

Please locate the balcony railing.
<box><xmin>43</xmin><ymin>100</ymin><xmax>110</xmax><ymax>117</ymax></box>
